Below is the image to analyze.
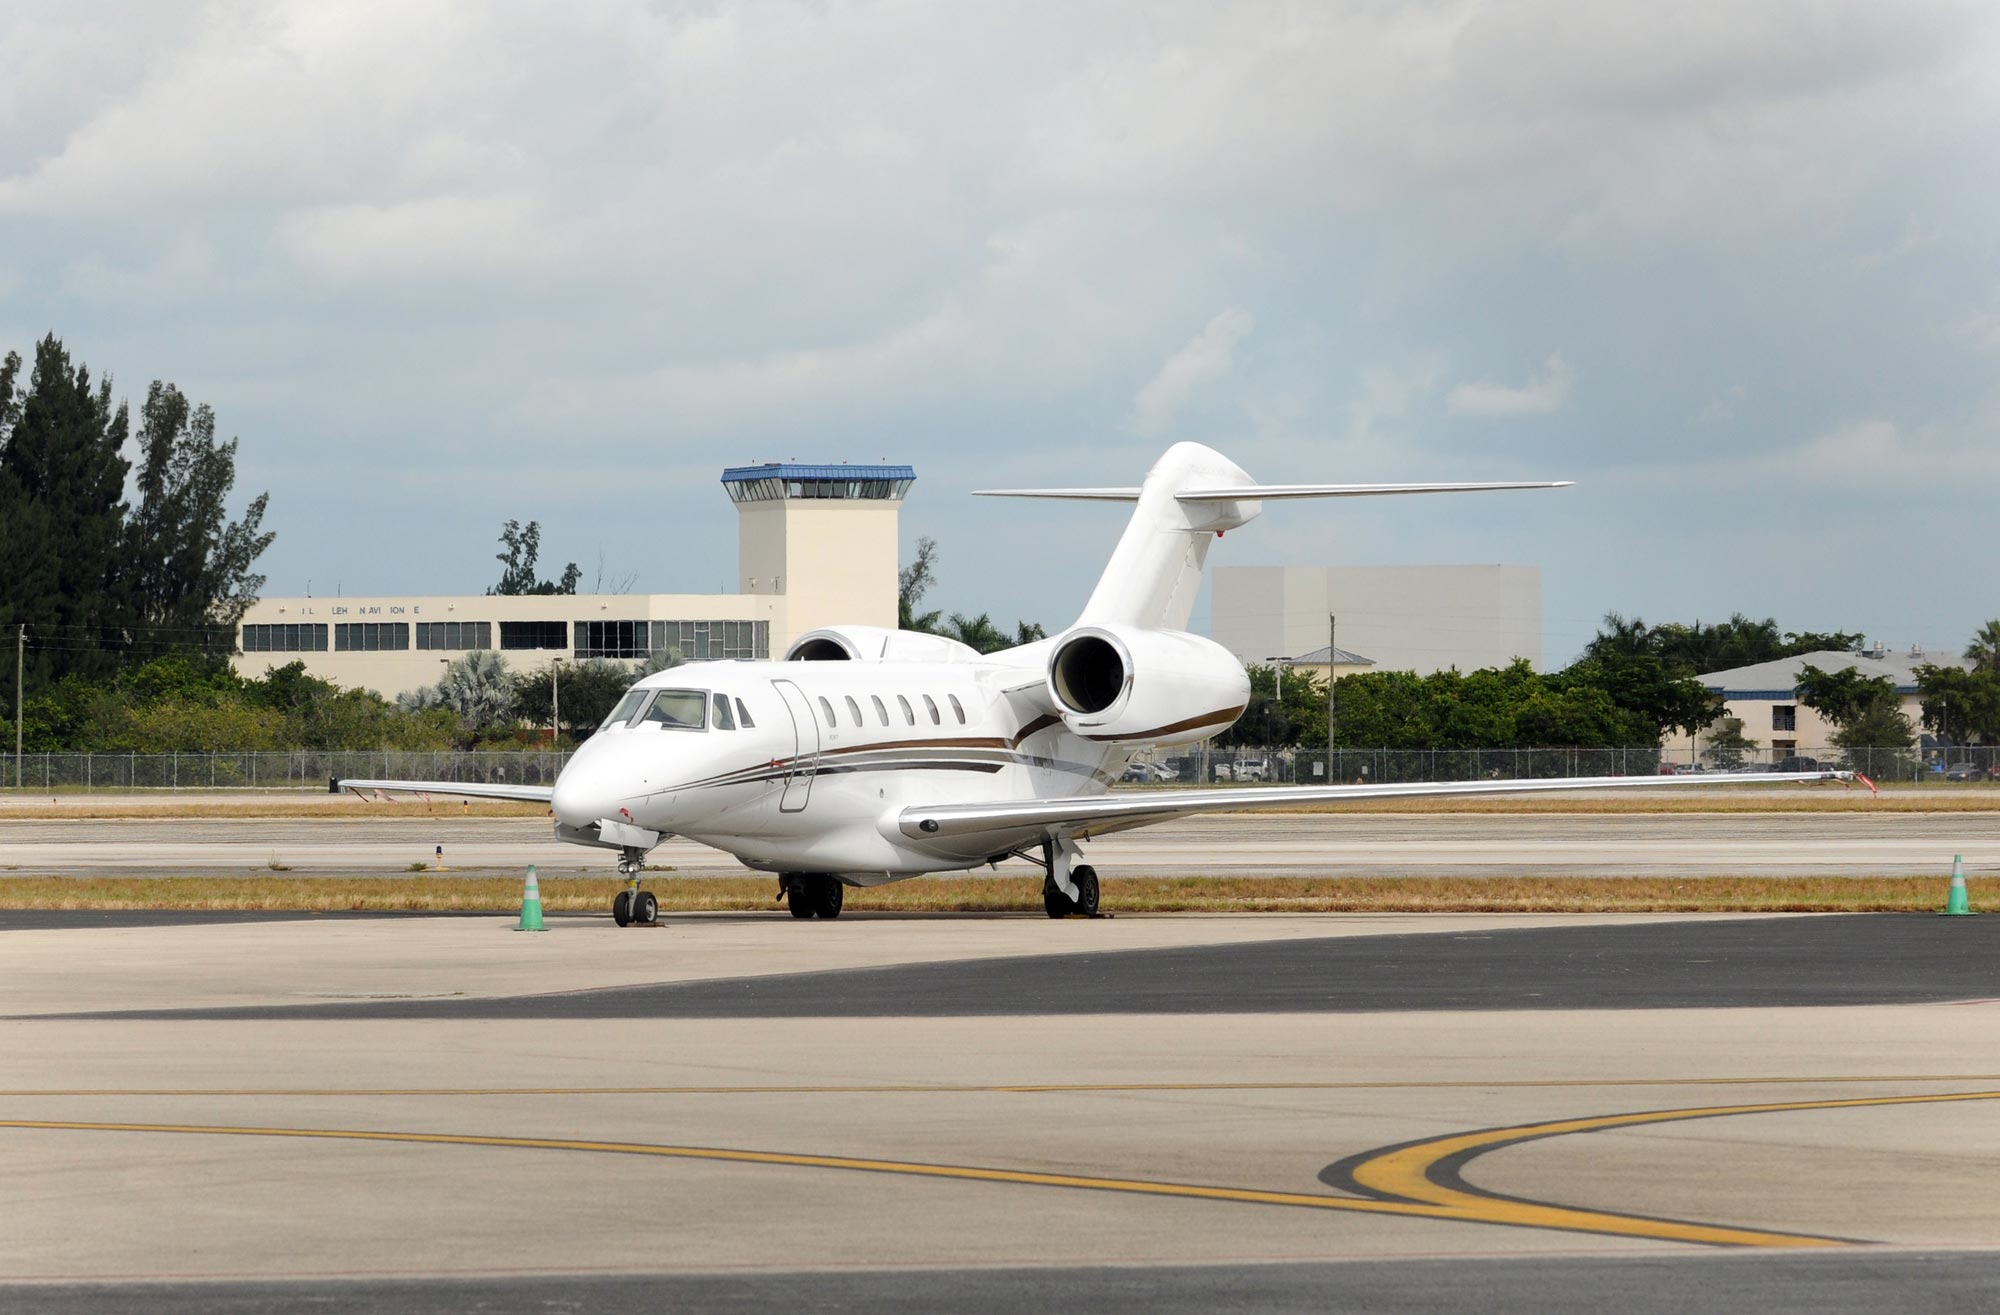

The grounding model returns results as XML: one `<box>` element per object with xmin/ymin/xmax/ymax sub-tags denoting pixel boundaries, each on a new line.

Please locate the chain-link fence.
<box><xmin>0</xmin><ymin>750</ymin><xmax>571</xmax><ymax>792</ymax></box>
<box><xmin>0</xmin><ymin>745</ymin><xmax>1993</xmax><ymax>791</ymax></box>
<box><xmin>1132</xmin><ymin>744</ymin><xmax>1998</xmax><ymax>786</ymax></box>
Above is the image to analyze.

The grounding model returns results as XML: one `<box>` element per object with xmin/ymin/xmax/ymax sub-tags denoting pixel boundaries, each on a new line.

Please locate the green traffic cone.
<box><xmin>1941</xmin><ymin>854</ymin><xmax>1974</xmax><ymax>917</ymax></box>
<box><xmin>515</xmin><ymin>864</ymin><xmax>547</xmax><ymax>932</ymax></box>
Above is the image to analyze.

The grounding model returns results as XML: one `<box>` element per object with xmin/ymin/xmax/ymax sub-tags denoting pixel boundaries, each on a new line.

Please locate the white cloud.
<box><xmin>1128</xmin><ymin>307</ymin><xmax>1254</xmax><ymax>436</ymax></box>
<box><xmin>1446</xmin><ymin>352</ymin><xmax>1573</xmax><ymax>418</ymax></box>
<box><xmin>1696</xmin><ymin>383</ymin><xmax>1750</xmax><ymax>426</ymax></box>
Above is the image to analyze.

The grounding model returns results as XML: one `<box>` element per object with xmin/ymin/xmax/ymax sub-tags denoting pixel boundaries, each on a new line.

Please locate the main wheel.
<box><xmin>814</xmin><ymin>875</ymin><xmax>844</xmax><ymax>920</ymax></box>
<box><xmin>633</xmin><ymin>890</ymin><xmax>658</xmax><ymax>925</ymax></box>
<box><xmin>612</xmin><ymin>889</ymin><xmax>633</xmax><ymax>926</ymax></box>
<box><xmin>1043</xmin><ymin>880</ymin><xmax>1072</xmax><ymax>918</ymax></box>
<box><xmin>786</xmin><ymin>876</ymin><xmax>814</xmax><ymax>919</ymax></box>
<box><xmin>1071</xmin><ymin>865</ymin><xmax>1099</xmax><ymax>917</ymax></box>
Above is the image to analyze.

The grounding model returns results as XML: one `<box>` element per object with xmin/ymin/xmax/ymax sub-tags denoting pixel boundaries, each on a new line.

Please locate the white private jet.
<box><xmin>342</xmin><ymin>441</ymin><xmax>1858</xmax><ymax>924</ymax></box>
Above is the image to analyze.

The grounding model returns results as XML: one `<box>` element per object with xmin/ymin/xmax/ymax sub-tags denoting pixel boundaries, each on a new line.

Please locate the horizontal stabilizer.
<box><xmin>1176</xmin><ymin>480</ymin><xmax>1572</xmax><ymax>501</ymax></box>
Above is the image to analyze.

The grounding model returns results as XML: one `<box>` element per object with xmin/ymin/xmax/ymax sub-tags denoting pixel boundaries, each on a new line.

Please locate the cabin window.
<box><xmin>712</xmin><ymin>692</ymin><xmax>735</xmax><ymax>730</ymax></box>
<box><xmin>639</xmin><ymin>689</ymin><xmax>707</xmax><ymax>730</ymax></box>
<box><xmin>844</xmin><ymin>695</ymin><xmax>864</xmax><ymax>726</ymax></box>
<box><xmin>818</xmin><ymin>696</ymin><xmax>837</xmax><ymax>727</ymax></box>
<box><xmin>896</xmin><ymin>694</ymin><xmax>915</xmax><ymax>725</ymax></box>
<box><xmin>602</xmin><ymin>689</ymin><xmax>649</xmax><ymax>729</ymax></box>
<box><xmin>870</xmin><ymin>695</ymin><xmax>889</xmax><ymax>726</ymax></box>
<box><xmin>735</xmin><ymin>698</ymin><xmax>755</xmax><ymax>728</ymax></box>
<box><xmin>922</xmin><ymin>694</ymin><xmax>941</xmax><ymax>725</ymax></box>
<box><xmin>948</xmin><ymin>693</ymin><xmax>967</xmax><ymax>725</ymax></box>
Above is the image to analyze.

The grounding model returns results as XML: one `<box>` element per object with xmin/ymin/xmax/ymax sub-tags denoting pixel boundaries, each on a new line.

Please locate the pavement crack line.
<box><xmin>9</xmin><ymin>1090</ymin><xmax>1999</xmax><ymax>1249</ymax></box>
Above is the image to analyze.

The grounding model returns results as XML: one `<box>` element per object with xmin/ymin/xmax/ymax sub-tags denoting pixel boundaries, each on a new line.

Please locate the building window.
<box><xmin>817</xmin><ymin>696</ymin><xmax>837</xmax><ymax>727</ymax></box>
<box><xmin>1773</xmin><ymin>705</ymin><xmax>1797</xmax><ymax>732</ymax></box>
<box><xmin>870</xmin><ymin>695</ymin><xmax>889</xmax><ymax>726</ymax></box>
<box><xmin>647</xmin><ymin>619</ymin><xmax>769</xmax><ymax>661</ymax></box>
<box><xmin>576</xmin><ymin>620</ymin><xmax>650</xmax><ymax>659</ymax></box>
<box><xmin>948</xmin><ymin>693</ymin><xmax>966</xmax><ymax>725</ymax></box>
<box><xmin>500</xmin><ymin>620</ymin><xmax>568</xmax><ymax>651</ymax></box>
<box><xmin>416</xmin><ymin>621</ymin><xmax>492</xmax><ymax>651</ymax></box>
<box><xmin>241</xmin><ymin>623</ymin><xmax>327</xmax><ymax>653</ymax></box>
<box><xmin>334</xmin><ymin>623</ymin><xmax>409</xmax><ymax>652</ymax></box>
<box><xmin>922</xmin><ymin>694</ymin><xmax>941</xmax><ymax>725</ymax></box>
<box><xmin>896</xmin><ymin>694</ymin><xmax>915</xmax><ymax>726</ymax></box>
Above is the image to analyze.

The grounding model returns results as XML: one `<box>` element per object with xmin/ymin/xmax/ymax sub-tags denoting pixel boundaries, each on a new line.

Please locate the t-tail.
<box><xmin>976</xmin><ymin>441</ymin><xmax>1573</xmax><ymax>632</ymax></box>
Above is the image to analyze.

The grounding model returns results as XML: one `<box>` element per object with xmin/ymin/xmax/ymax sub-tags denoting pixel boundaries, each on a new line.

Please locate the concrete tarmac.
<box><xmin>5</xmin><ymin>809</ymin><xmax>1997</xmax><ymax>875</ymax></box>
<box><xmin>4</xmin><ymin>910</ymin><xmax>2000</xmax><ymax>1312</ymax></box>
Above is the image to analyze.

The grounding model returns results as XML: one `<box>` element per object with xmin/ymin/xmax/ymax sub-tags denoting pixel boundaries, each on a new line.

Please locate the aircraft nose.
<box><xmin>551</xmin><ymin>746</ymin><xmax>619</xmax><ymax>829</ymax></box>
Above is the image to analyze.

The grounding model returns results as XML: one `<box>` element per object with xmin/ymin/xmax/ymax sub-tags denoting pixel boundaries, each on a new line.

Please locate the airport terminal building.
<box><xmin>232</xmin><ymin>463</ymin><xmax>913</xmax><ymax>699</ymax></box>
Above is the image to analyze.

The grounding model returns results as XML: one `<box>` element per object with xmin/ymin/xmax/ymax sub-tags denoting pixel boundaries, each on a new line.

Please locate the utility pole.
<box><xmin>14</xmin><ymin>625</ymin><xmax>22</xmax><ymax>790</ymax></box>
<box><xmin>550</xmin><ymin>660</ymin><xmax>560</xmax><ymax>747</ymax></box>
<box><xmin>1327</xmin><ymin>613</ymin><xmax>1337</xmax><ymax>783</ymax></box>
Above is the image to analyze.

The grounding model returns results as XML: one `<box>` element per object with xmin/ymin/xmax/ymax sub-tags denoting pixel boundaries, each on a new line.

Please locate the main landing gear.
<box><xmin>779</xmin><ymin>872</ymin><xmax>845</xmax><ymax>920</ymax></box>
<box><xmin>612</xmin><ymin>848</ymin><xmax>658</xmax><ymax>927</ymax></box>
<box><xmin>1043</xmin><ymin>864</ymin><xmax>1099</xmax><ymax>918</ymax></box>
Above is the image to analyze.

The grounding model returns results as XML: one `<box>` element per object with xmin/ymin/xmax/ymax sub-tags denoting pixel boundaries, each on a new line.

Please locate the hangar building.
<box><xmin>232</xmin><ymin>463</ymin><xmax>913</xmax><ymax>699</ymax></box>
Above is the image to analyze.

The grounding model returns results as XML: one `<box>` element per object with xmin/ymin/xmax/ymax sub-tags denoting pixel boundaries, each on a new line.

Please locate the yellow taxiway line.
<box><xmin>5</xmin><ymin>1088</ymin><xmax>1997</xmax><ymax>1248</ymax></box>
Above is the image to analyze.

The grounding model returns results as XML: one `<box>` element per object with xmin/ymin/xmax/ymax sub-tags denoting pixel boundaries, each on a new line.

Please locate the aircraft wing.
<box><xmin>898</xmin><ymin>771</ymin><xmax>1862</xmax><ymax>844</ymax></box>
<box><xmin>337</xmin><ymin>778</ymin><xmax>555</xmax><ymax>805</ymax></box>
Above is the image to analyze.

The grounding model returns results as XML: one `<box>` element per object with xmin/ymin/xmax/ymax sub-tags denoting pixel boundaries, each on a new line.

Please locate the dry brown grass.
<box><xmin>0</xmin><ymin>874</ymin><xmax>1981</xmax><ymax>914</ymax></box>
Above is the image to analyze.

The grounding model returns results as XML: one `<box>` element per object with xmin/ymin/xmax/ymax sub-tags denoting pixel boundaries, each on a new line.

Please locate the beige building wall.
<box><xmin>736</xmin><ymin>498</ymin><xmax>901</xmax><ymax>639</ymax></box>
<box><xmin>1212</xmin><ymin>564</ymin><xmax>1543</xmax><ymax>675</ymax></box>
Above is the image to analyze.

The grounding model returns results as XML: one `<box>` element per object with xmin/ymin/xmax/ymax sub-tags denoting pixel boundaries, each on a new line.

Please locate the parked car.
<box><xmin>1772</xmin><ymin>756</ymin><xmax>1823</xmax><ymax>774</ymax></box>
<box><xmin>1943</xmin><ymin>762</ymin><xmax>1988</xmax><ymax>783</ymax></box>
<box><xmin>1215</xmin><ymin>758</ymin><xmax>1270</xmax><ymax>783</ymax></box>
<box><xmin>1118</xmin><ymin>762</ymin><xmax>1174</xmax><ymax>784</ymax></box>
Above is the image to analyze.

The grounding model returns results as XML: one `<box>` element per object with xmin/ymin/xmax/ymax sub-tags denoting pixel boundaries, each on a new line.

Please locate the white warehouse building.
<box><xmin>232</xmin><ymin>463</ymin><xmax>914</xmax><ymax>699</ymax></box>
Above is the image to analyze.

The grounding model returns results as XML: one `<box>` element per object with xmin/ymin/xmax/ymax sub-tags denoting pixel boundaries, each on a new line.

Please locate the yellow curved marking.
<box><xmin>7</xmin><ymin>1073</ymin><xmax>2000</xmax><ymax>1098</ymax></box>
<box><xmin>1347</xmin><ymin>1089</ymin><xmax>2000</xmax><ymax>1248</ymax></box>
<box><xmin>0</xmin><ymin>1119</ymin><xmax>1445</xmax><ymax>1222</ymax></box>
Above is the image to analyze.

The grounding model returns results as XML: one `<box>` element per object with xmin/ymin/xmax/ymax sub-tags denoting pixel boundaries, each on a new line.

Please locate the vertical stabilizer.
<box><xmin>1075</xmin><ymin>443</ymin><xmax>1261</xmax><ymax>631</ymax></box>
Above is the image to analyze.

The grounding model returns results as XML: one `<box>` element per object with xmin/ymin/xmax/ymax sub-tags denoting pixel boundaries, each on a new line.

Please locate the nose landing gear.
<box><xmin>612</xmin><ymin>848</ymin><xmax>659</xmax><ymax>926</ymax></box>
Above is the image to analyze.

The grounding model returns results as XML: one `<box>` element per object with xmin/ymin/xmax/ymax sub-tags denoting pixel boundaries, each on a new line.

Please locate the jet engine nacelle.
<box><xmin>784</xmin><ymin>625</ymin><xmax>982</xmax><ymax>663</ymax></box>
<box><xmin>1046</xmin><ymin>623</ymin><xmax>1249</xmax><ymax>746</ymax></box>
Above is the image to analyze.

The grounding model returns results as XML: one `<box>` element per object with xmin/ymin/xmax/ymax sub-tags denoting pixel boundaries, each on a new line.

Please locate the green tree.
<box><xmin>0</xmin><ymin>336</ymin><xmax>132</xmax><ymax>689</ymax></box>
<box><xmin>1702</xmin><ymin>717</ymin><xmax>1759</xmax><ymax>769</ymax></box>
<box><xmin>1915</xmin><ymin>663</ymin><xmax>2000</xmax><ymax>746</ymax></box>
<box><xmin>512</xmin><ymin>659</ymin><xmax>637</xmax><ymax>741</ymax></box>
<box><xmin>125</xmin><ymin>382</ymin><xmax>274</xmax><ymax>653</ymax></box>
<box><xmin>399</xmin><ymin>651</ymin><xmax>514</xmax><ymax>736</ymax></box>
<box><xmin>898</xmin><ymin>535</ymin><xmax>941</xmax><ymax>632</ymax></box>
<box><xmin>1964</xmin><ymin>620</ymin><xmax>2000</xmax><ymax>674</ymax></box>
<box><xmin>1795</xmin><ymin>664</ymin><xmax>1915</xmax><ymax>753</ymax></box>
<box><xmin>489</xmin><ymin>520</ymin><xmax>580</xmax><ymax>596</ymax></box>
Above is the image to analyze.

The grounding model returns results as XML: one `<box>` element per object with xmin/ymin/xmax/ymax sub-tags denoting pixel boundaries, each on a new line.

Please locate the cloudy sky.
<box><xmin>4</xmin><ymin>1</ymin><xmax>1996</xmax><ymax>663</ymax></box>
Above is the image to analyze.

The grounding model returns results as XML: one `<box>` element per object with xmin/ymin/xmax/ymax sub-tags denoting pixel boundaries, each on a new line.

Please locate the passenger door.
<box><xmin>771</xmin><ymin>679</ymin><xmax>819</xmax><ymax>812</ymax></box>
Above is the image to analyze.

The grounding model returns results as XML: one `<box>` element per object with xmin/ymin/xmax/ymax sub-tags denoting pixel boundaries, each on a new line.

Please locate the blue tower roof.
<box><xmin>721</xmin><ymin>463</ymin><xmax>916</xmax><ymax>503</ymax></box>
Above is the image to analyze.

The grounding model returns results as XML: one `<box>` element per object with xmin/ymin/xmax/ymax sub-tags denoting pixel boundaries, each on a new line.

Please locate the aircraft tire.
<box><xmin>1071</xmin><ymin>865</ymin><xmax>1099</xmax><ymax>917</ymax></box>
<box><xmin>786</xmin><ymin>878</ymin><xmax>815</xmax><ymax>919</ymax></box>
<box><xmin>634</xmin><ymin>890</ymin><xmax>658</xmax><ymax>925</ymax></box>
<box><xmin>612</xmin><ymin>890</ymin><xmax>633</xmax><ymax>927</ymax></box>
<box><xmin>1043</xmin><ymin>882</ymin><xmax>1072</xmax><ymax>919</ymax></box>
<box><xmin>814</xmin><ymin>875</ymin><xmax>844</xmax><ymax>920</ymax></box>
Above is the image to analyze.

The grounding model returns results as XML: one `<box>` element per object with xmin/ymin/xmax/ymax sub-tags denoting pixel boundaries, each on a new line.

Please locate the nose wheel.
<box><xmin>612</xmin><ymin>849</ymin><xmax>658</xmax><ymax>926</ymax></box>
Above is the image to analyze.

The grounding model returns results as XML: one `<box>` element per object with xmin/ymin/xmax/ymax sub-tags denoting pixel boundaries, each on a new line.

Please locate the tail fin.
<box><xmin>976</xmin><ymin>442</ymin><xmax>1571</xmax><ymax>632</ymax></box>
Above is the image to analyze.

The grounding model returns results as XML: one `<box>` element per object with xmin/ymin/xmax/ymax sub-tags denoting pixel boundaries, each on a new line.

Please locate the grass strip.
<box><xmin>0</xmin><ymin>874</ymin><xmax>1983</xmax><ymax>914</ymax></box>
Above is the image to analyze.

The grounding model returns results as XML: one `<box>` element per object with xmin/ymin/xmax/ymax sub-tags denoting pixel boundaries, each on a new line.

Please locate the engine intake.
<box><xmin>1046</xmin><ymin>624</ymin><xmax>1247</xmax><ymax>746</ymax></box>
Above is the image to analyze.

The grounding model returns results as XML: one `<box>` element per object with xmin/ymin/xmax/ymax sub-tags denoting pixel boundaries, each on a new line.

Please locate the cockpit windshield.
<box><xmin>601</xmin><ymin>689</ymin><xmax>649</xmax><ymax>730</ymax></box>
<box><xmin>637</xmin><ymin>689</ymin><xmax>708</xmax><ymax>730</ymax></box>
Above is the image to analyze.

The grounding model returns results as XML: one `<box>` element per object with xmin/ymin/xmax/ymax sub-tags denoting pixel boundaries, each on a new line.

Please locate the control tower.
<box><xmin>722</xmin><ymin>463</ymin><xmax>915</xmax><ymax>640</ymax></box>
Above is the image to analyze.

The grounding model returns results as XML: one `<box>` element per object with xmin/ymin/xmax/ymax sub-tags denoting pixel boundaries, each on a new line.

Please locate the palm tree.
<box><xmin>1965</xmin><ymin>620</ymin><xmax>2000</xmax><ymax>673</ymax></box>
